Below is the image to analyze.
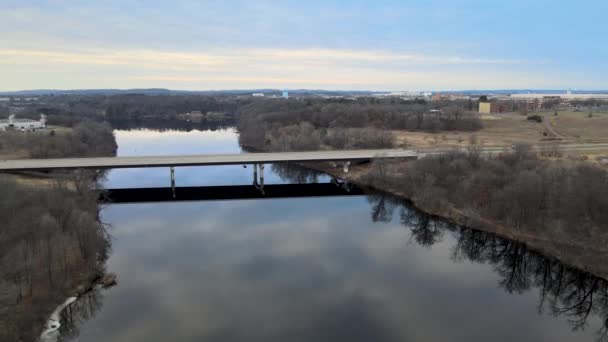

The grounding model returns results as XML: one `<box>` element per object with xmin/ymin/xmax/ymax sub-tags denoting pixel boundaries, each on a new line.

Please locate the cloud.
<box><xmin>0</xmin><ymin>47</ymin><xmax>532</xmax><ymax>68</ymax></box>
<box><xmin>0</xmin><ymin>47</ymin><xmax>554</xmax><ymax>90</ymax></box>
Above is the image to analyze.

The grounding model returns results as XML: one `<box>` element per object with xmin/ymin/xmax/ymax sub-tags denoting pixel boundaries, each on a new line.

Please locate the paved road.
<box><xmin>0</xmin><ymin>149</ymin><xmax>418</xmax><ymax>171</ymax></box>
<box><xmin>418</xmin><ymin>143</ymin><xmax>608</xmax><ymax>155</ymax></box>
<box><xmin>1</xmin><ymin>144</ymin><xmax>606</xmax><ymax>172</ymax></box>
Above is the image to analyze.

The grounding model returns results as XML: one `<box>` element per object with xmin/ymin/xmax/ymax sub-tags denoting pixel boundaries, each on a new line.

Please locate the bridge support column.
<box><xmin>252</xmin><ymin>163</ymin><xmax>265</xmax><ymax>195</ymax></box>
<box><xmin>253</xmin><ymin>164</ymin><xmax>258</xmax><ymax>186</ymax></box>
<box><xmin>259</xmin><ymin>163</ymin><xmax>265</xmax><ymax>194</ymax></box>
<box><xmin>343</xmin><ymin>161</ymin><xmax>351</xmax><ymax>173</ymax></box>
<box><xmin>170</xmin><ymin>166</ymin><xmax>176</xmax><ymax>198</ymax></box>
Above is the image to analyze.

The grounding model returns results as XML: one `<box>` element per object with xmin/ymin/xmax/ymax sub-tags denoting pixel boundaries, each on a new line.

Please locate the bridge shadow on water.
<box><xmin>101</xmin><ymin>182</ymin><xmax>363</xmax><ymax>203</ymax></box>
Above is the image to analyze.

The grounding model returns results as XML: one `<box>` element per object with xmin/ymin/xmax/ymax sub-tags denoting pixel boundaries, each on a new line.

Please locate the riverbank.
<box><xmin>0</xmin><ymin>121</ymin><xmax>117</xmax><ymax>342</ymax></box>
<box><xmin>0</xmin><ymin>176</ymin><xmax>113</xmax><ymax>342</ymax></box>
<box><xmin>298</xmin><ymin>156</ymin><xmax>608</xmax><ymax>281</ymax></box>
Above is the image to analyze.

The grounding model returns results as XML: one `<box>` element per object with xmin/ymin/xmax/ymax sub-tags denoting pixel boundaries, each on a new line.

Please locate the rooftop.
<box><xmin>510</xmin><ymin>94</ymin><xmax>608</xmax><ymax>99</ymax></box>
<box><xmin>0</xmin><ymin>118</ymin><xmax>40</xmax><ymax>124</ymax></box>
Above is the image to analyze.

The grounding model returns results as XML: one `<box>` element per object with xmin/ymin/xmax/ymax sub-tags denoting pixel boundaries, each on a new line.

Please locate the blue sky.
<box><xmin>1</xmin><ymin>0</ymin><xmax>606</xmax><ymax>91</ymax></box>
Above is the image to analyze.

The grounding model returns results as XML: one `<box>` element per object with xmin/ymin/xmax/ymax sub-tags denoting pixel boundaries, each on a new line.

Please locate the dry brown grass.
<box><xmin>0</xmin><ymin>149</ymin><xmax>29</xmax><ymax>160</ymax></box>
<box><xmin>0</xmin><ymin>173</ymin><xmax>77</xmax><ymax>190</ymax></box>
<box><xmin>394</xmin><ymin>112</ymin><xmax>608</xmax><ymax>151</ymax></box>
<box><xmin>551</xmin><ymin>111</ymin><xmax>608</xmax><ymax>142</ymax></box>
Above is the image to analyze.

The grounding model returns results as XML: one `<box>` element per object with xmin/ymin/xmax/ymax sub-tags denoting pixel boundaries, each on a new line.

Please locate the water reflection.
<box><xmin>376</xmin><ymin>193</ymin><xmax>608</xmax><ymax>341</ymax></box>
<box><xmin>59</xmin><ymin>289</ymin><xmax>104</xmax><ymax>341</ymax></box>
<box><xmin>270</xmin><ymin>164</ymin><xmax>327</xmax><ymax>184</ymax></box>
<box><xmin>59</xmin><ymin>190</ymin><xmax>608</xmax><ymax>342</ymax></box>
<box><xmin>57</xmin><ymin>127</ymin><xmax>608</xmax><ymax>342</ymax></box>
<box><xmin>453</xmin><ymin>226</ymin><xmax>608</xmax><ymax>341</ymax></box>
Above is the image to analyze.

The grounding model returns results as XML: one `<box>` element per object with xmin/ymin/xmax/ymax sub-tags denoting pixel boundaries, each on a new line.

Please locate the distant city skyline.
<box><xmin>1</xmin><ymin>0</ymin><xmax>607</xmax><ymax>91</ymax></box>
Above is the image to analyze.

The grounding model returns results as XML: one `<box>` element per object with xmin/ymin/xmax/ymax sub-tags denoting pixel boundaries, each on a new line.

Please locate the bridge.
<box><xmin>2</xmin><ymin>144</ymin><xmax>606</xmax><ymax>172</ymax></box>
<box><xmin>2</xmin><ymin>144</ymin><xmax>605</xmax><ymax>199</ymax></box>
<box><xmin>0</xmin><ymin>149</ymin><xmax>416</xmax><ymax>197</ymax></box>
<box><xmin>0</xmin><ymin>149</ymin><xmax>417</xmax><ymax>171</ymax></box>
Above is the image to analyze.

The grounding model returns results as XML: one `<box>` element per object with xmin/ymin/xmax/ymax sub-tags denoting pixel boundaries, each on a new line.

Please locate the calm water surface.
<box><xmin>62</xmin><ymin>128</ymin><xmax>608</xmax><ymax>341</ymax></box>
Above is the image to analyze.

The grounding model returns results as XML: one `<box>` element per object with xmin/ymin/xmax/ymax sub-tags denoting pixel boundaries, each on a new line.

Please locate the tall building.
<box><xmin>282</xmin><ymin>91</ymin><xmax>289</xmax><ymax>99</ymax></box>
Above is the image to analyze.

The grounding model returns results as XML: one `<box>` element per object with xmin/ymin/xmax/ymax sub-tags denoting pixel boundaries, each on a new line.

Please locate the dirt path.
<box><xmin>544</xmin><ymin>114</ymin><xmax>566</xmax><ymax>139</ymax></box>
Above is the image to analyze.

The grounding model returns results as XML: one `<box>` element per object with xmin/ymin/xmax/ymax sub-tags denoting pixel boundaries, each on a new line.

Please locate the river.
<box><xmin>57</xmin><ymin>128</ymin><xmax>608</xmax><ymax>341</ymax></box>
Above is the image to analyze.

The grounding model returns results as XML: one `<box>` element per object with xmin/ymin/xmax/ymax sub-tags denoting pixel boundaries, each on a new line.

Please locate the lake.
<box><xmin>59</xmin><ymin>128</ymin><xmax>608</xmax><ymax>341</ymax></box>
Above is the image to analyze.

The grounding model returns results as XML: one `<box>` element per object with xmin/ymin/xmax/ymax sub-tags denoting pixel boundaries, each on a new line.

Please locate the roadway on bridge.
<box><xmin>0</xmin><ymin>149</ymin><xmax>417</xmax><ymax>171</ymax></box>
<box><xmin>0</xmin><ymin>144</ymin><xmax>606</xmax><ymax>172</ymax></box>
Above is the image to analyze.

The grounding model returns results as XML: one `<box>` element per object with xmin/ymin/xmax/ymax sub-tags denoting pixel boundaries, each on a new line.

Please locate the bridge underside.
<box><xmin>102</xmin><ymin>182</ymin><xmax>364</xmax><ymax>204</ymax></box>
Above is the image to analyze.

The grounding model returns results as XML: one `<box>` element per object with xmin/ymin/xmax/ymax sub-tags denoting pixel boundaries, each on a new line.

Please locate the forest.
<box><xmin>3</xmin><ymin>95</ymin><xmax>241</xmax><ymax>126</ymax></box>
<box><xmin>0</xmin><ymin>175</ymin><xmax>111</xmax><ymax>342</ymax></box>
<box><xmin>364</xmin><ymin>146</ymin><xmax>608</xmax><ymax>258</ymax></box>
<box><xmin>0</xmin><ymin>116</ymin><xmax>117</xmax><ymax>341</ymax></box>
<box><xmin>0</xmin><ymin>121</ymin><xmax>117</xmax><ymax>159</ymax></box>
<box><xmin>237</xmin><ymin>98</ymin><xmax>482</xmax><ymax>151</ymax></box>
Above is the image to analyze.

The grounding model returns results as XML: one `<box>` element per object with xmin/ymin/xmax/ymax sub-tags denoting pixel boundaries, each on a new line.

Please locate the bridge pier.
<box><xmin>343</xmin><ymin>161</ymin><xmax>350</xmax><ymax>173</ymax></box>
<box><xmin>253</xmin><ymin>163</ymin><xmax>258</xmax><ymax>185</ymax></box>
<box><xmin>170</xmin><ymin>166</ymin><xmax>176</xmax><ymax>198</ymax></box>
<box><xmin>252</xmin><ymin>163</ymin><xmax>265</xmax><ymax>195</ymax></box>
<box><xmin>260</xmin><ymin>163</ymin><xmax>265</xmax><ymax>193</ymax></box>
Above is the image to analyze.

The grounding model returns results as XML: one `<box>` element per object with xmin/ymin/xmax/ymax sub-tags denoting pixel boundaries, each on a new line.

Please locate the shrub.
<box><xmin>527</xmin><ymin>114</ymin><xmax>543</xmax><ymax>123</ymax></box>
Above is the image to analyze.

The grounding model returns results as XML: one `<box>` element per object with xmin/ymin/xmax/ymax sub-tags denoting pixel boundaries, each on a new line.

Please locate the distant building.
<box><xmin>479</xmin><ymin>102</ymin><xmax>491</xmax><ymax>114</ymax></box>
<box><xmin>510</xmin><ymin>93</ymin><xmax>608</xmax><ymax>102</ymax></box>
<box><xmin>479</xmin><ymin>101</ymin><xmax>511</xmax><ymax>114</ymax></box>
<box><xmin>282</xmin><ymin>91</ymin><xmax>289</xmax><ymax>99</ymax></box>
<box><xmin>252</xmin><ymin>93</ymin><xmax>265</xmax><ymax>97</ymax></box>
<box><xmin>432</xmin><ymin>93</ymin><xmax>450</xmax><ymax>101</ymax></box>
<box><xmin>0</xmin><ymin>114</ymin><xmax>46</xmax><ymax>131</ymax></box>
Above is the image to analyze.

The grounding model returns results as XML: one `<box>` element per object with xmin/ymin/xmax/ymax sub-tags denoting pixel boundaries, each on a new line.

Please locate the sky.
<box><xmin>1</xmin><ymin>0</ymin><xmax>607</xmax><ymax>91</ymax></box>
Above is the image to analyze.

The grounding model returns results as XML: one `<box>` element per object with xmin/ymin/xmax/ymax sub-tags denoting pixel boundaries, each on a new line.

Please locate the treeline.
<box><xmin>0</xmin><ymin>121</ymin><xmax>117</xmax><ymax>159</ymax></box>
<box><xmin>108</xmin><ymin>118</ymin><xmax>236</xmax><ymax>132</ymax></box>
<box><xmin>238</xmin><ymin>98</ymin><xmax>481</xmax><ymax>151</ymax></box>
<box><xmin>104</xmin><ymin>95</ymin><xmax>239</xmax><ymax>121</ymax></box>
<box><xmin>0</xmin><ymin>175</ymin><xmax>111</xmax><ymax>342</ymax></box>
<box><xmin>9</xmin><ymin>95</ymin><xmax>240</xmax><ymax>126</ymax></box>
<box><xmin>366</xmin><ymin>147</ymin><xmax>608</xmax><ymax>245</ymax></box>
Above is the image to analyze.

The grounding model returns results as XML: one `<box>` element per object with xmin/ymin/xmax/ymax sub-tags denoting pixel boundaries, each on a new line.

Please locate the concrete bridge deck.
<box><xmin>0</xmin><ymin>149</ymin><xmax>417</xmax><ymax>171</ymax></box>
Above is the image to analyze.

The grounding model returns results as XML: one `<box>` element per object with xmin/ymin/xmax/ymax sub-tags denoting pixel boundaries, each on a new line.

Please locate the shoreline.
<box><xmin>39</xmin><ymin>272</ymin><xmax>115</xmax><ymax>342</ymax></box>
<box><xmin>299</xmin><ymin>160</ymin><xmax>608</xmax><ymax>281</ymax></box>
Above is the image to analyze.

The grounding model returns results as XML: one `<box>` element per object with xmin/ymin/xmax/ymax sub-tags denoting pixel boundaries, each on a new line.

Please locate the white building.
<box><xmin>510</xmin><ymin>93</ymin><xmax>608</xmax><ymax>101</ymax></box>
<box><xmin>252</xmin><ymin>93</ymin><xmax>265</xmax><ymax>97</ymax></box>
<box><xmin>0</xmin><ymin>114</ymin><xmax>47</xmax><ymax>131</ymax></box>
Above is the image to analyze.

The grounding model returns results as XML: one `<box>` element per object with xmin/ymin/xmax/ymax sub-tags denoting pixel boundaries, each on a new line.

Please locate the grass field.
<box><xmin>395</xmin><ymin>113</ymin><xmax>548</xmax><ymax>149</ymax></box>
<box><xmin>549</xmin><ymin>111</ymin><xmax>608</xmax><ymax>141</ymax></box>
<box><xmin>395</xmin><ymin>111</ymin><xmax>608</xmax><ymax>149</ymax></box>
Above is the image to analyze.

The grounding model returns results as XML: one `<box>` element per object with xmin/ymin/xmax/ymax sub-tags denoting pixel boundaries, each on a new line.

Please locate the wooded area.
<box><xmin>0</xmin><ymin>176</ymin><xmax>111</xmax><ymax>342</ymax></box>
<box><xmin>238</xmin><ymin>98</ymin><xmax>481</xmax><ymax>151</ymax></box>
<box><xmin>0</xmin><ymin>121</ymin><xmax>117</xmax><ymax>159</ymax></box>
<box><xmin>5</xmin><ymin>95</ymin><xmax>240</xmax><ymax>126</ymax></box>
<box><xmin>365</xmin><ymin>148</ymin><xmax>608</xmax><ymax>248</ymax></box>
